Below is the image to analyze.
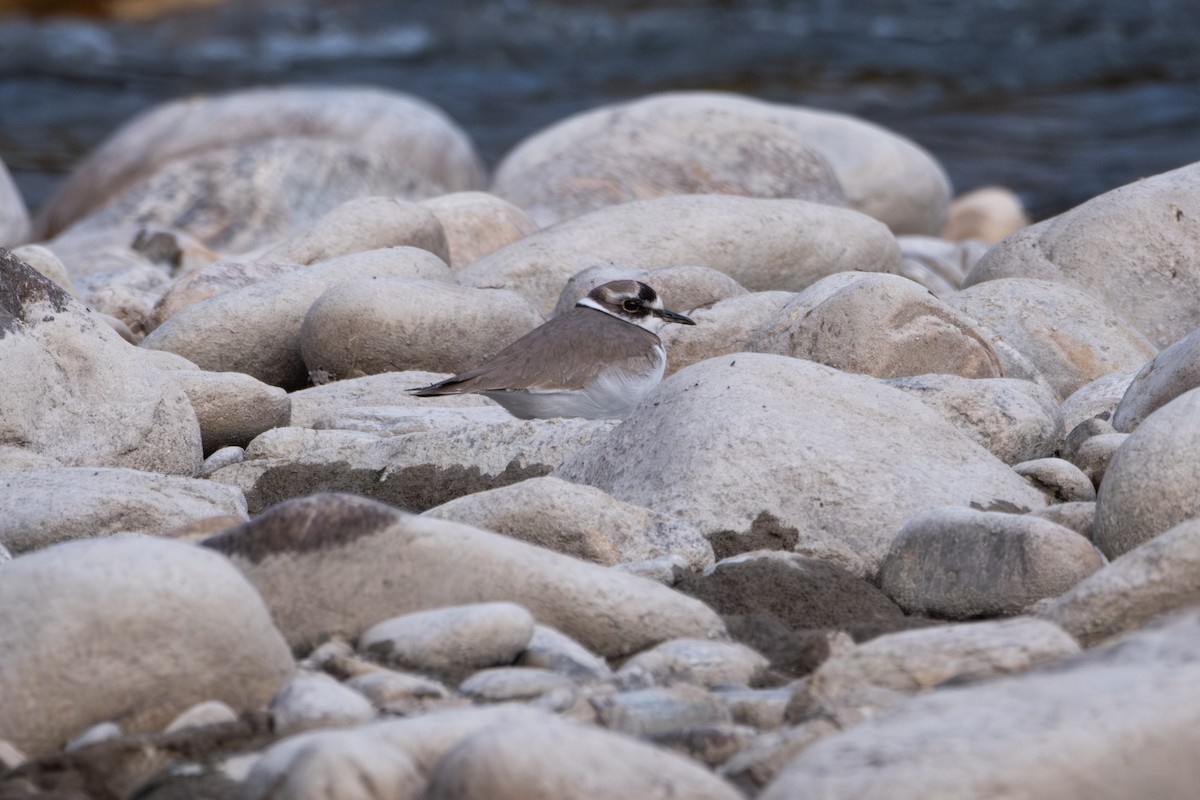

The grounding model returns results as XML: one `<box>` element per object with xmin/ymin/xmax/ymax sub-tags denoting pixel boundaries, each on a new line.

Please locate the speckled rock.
<box><xmin>421</xmin><ymin>191</ymin><xmax>539</xmax><ymax>269</ymax></box>
<box><xmin>459</xmin><ymin>667</ymin><xmax>576</xmax><ymax>703</ymax></box>
<box><xmin>300</xmin><ymin>279</ymin><xmax>543</xmax><ymax>380</ymax></box>
<box><xmin>153</xmin><ymin>260</ymin><xmax>304</xmax><ymax>327</ymax></box>
<box><xmin>0</xmin><ymin>249</ymin><xmax>203</xmax><ymax>474</ymax></box>
<box><xmin>963</xmin><ymin>162</ymin><xmax>1200</xmax><ymax>348</ymax></box>
<box><xmin>558</xmin><ymin>354</ymin><xmax>1048</xmax><ymax>577</ymax></box>
<box><xmin>202</xmin><ymin>493</ymin><xmax>725</xmax><ymax>657</ymax></box>
<box><xmin>0</xmin><ymin>467</ymin><xmax>246</xmax><ymax>554</ymax></box>
<box><xmin>36</xmin><ymin>85</ymin><xmax>485</xmax><ymax>244</ymax></box>
<box><xmin>457</xmin><ymin>195</ymin><xmax>902</xmax><ymax>315</ymax></box>
<box><xmin>141</xmin><ymin>246</ymin><xmax>451</xmax><ymax>389</ymax></box>
<box><xmin>0</xmin><ymin>536</ymin><xmax>293</xmax><ymax>759</ymax></box>
<box><xmin>1113</xmin><ymin>325</ymin><xmax>1200</xmax><ymax>432</ymax></box>
<box><xmin>423</xmin><ymin>476</ymin><xmax>714</xmax><ymax>570</ymax></box>
<box><xmin>1095</xmin><ymin>388</ymin><xmax>1200</xmax><ymax>558</ymax></box>
<box><xmin>947</xmin><ymin>278</ymin><xmax>1156</xmax><ymax>399</ymax></box>
<box><xmin>746</xmin><ymin>273</ymin><xmax>1002</xmax><ymax>379</ymax></box>
<box><xmin>879</xmin><ymin>507</ymin><xmax>1104</xmax><ymax>618</ymax></box>
<box><xmin>884</xmin><ymin>374</ymin><xmax>1063</xmax><ymax>464</ymax></box>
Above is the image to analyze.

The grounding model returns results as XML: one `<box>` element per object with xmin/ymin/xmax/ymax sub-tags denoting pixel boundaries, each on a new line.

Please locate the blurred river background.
<box><xmin>1</xmin><ymin>0</ymin><xmax>1198</xmax><ymax>223</ymax></box>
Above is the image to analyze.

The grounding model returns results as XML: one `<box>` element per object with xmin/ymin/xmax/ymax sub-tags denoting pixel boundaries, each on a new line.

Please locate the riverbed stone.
<box><xmin>947</xmin><ymin>277</ymin><xmax>1156</xmax><ymax>399</ymax></box>
<box><xmin>459</xmin><ymin>667</ymin><xmax>575</xmax><ymax>703</ymax></box>
<box><xmin>1113</xmin><ymin>325</ymin><xmax>1200</xmax><ymax>432</ymax></box>
<box><xmin>659</xmin><ymin>291</ymin><xmax>794</xmax><ymax>377</ymax></box>
<box><xmin>942</xmin><ymin>185</ymin><xmax>1030</xmax><ymax>244</ymax></box>
<box><xmin>1012</xmin><ymin>457</ymin><xmax>1097</xmax><ymax>502</ymax></box>
<box><xmin>288</xmin><ymin>371</ymin><xmax>491</xmax><ymax>428</ymax></box>
<box><xmin>0</xmin><ymin>467</ymin><xmax>247</xmax><ymax>554</ymax></box>
<box><xmin>457</xmin><ymin>195</ymin><xmax>902</xmax><ymax>315</ymax></box>
<box><xmin>153</xmin><ymin>260</ymin><xmax>305</xmax><ymax>327</ymax></box>
<box><xmin>1039</xmin><ymin>517</ymin><xmax>1200</xmax><ymax>646</ymax></box>
<box><xmin>893</xmin><ymin>235</ymin><xmax>986</xmax><ymax>297</ymax></box>
<box><xmin>268</xmin><ymin>672</ymin><xmax>376</xmax><ymax>735</ymax></box>
<box><xmin>421</xmin><ymin>191</ymin><xmax>539</xmax><ymax>269</ymax></box>
<box><xmin>963</xmin><ymin>161</ymin><xmax>1200</xmax><ymax>349</ymax></box>
<box><xmin>719</xmin><ymin>719</ymin><xmax>841</xmax><ymax>794</ymax></box>
<box><xmin>884</xmin><ymin>374</ymin><xmax>1063</xmax><ymax>464</ymax></box>
<box><xmin>1060</xmin><ymin>367</ymin><xmax>1139</xmax><ymax>432</ymax></box>
<box><xmin>425</xmin><ymin>714</ymin><xmax>742</xmax><ymax>800</ymax></box>
<box><xmin>210</xmin><ymin>415</ymin><xmax>615</xmax><ymax>514</ymax></box>
<box><xmin>745</xmin><ymin>272</ymin><xmax>1003</xmax><ymax>379</ymax></box>
<box><xmin>141</xmin><ymin>246</ymin><xmax>451</xmax><ymax>388</ymax></box>
<box><xmin>36</xmin><ymin>85</ymin><xmax>485</xmax><ymax>244</ymax></box>
<box><xmin>1029</xmin><ymin>502</ymin><xmax>1097</xmax><ymax>541</ymax></box>
<box><xmin>617</xmin><ymin>638</ymin><xmax>769</xmax><ymax>689</ymax></box>
<box><xmin>360</xmin><ymin>602</ymin><xmax>535</xmax><ymax>681</ymax></box>
<box><xmin>0</xmin><ymin>536</ymin><xmax>294</xmax><ymax>759</ymax></box>
<box><xmin>202</xmin><ymin>493</ymin><xmax>725</xmax><ymax>656</ymax></box>
<box><xmin>558</xmin><ymin>354</ymin><xmax>1048</xmax><ymax>577</ymax></box>
<box><xmin>300</xmin><ymin>279</ymin><xmax>543</xmax><ymax>380</ymax></box>
<box><xmin>1070</xmin><ymin>433</ymin><xmax>1127</xmax><ymax>488</ymax></box>
<box><xmin>423</xmin><ymin>476</ymin><xmax>714</xmax><ymax>570</ymax></box>
<box><xmin>169</xmin><ymin>369</ymin><xmax>291</xmax><ymax>455</ymax></box>
<box><xmin>760</xmin><ymin>606</ymin><xmax>1200</xmax><ymax>800</ymax></box>
<box><xmin>258</xmin><ymin>195</ymin><xmax>450</xmax><ymax>266</ymax></box>
<box><xmin>879</xmin><ymin>506</ymin><xmax>1104</xmax><ymax>618</ymax></box>
<box><xmin>0</xmin><ymin>249</ymin><xmax>204</xmax><ymax>474</ymax></box>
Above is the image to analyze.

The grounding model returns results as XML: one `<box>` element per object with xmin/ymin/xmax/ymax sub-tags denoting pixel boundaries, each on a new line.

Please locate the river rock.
<box><xmin>558</xmin><ymin>354</ymin><xmax>1048</xmax><ymax>577</ymax></box>
<box><xmin>658</xmin><ymin>291</ymin><xmax>794</xmax><ymax>377</ymax></box>
<box><xmin>288</xmin><ymin>371</ymin><xmax>491</xmax><ymax>428</ymax></box>
<box><xmin>0</xmin><ymin>536</ymin><xmax>293</xmax><ymax>759</ymax></box>
<box><xmin>1060</xmin><ymin>366</ymin><xmax>1139</xmax><ymax>432</ymax></box>
<box><xmin>0</xmin><ymin>467</ymin><xmax>246</xmax><ymax>554</ymax></box>
<box><xmin>793</xmin><ymin>617</ymin><xmax>1079</xmax><ymax>722</ymax></box>
<box><xmin>719</xmin><ymin>719</ymin><xmax>841</xmax><ymax>794</ymax></box>
<box><xmin>163</xmin><ymin>700</ymin><xmax>239</xmax><ymax>733</ymax></box>
<box><xmin>421</xmin><ymin>191</ymin><xmax>539</xmax><ymax>269</ymax></box>
<box><xmin>947</xmin><ymin>277</ymin><xmax>1156</xmax><ymax>399</ymax></box>
<box><xmin>617</xmin><ymin>638</ymin><xmax>769</xmax><ymax>689</ymax></box>
<box><xmin>884</xmin><ymin>374</ymin><xmax>1063</xmax><ymax>464</ymax></box>
<box><xmin>459</xmin><ymin>667</ymin><xmax>575</xmax><ymax>703</ymax></box>
<box><xmin>0</xmin><ymin>158</ymin><xmax>29</xmax><ymax>247</ymax></box>
<box><xmin>35</xmin><ymin>85</ymin><xmax>485</xmax><ymax>243</ymax></box>
<box><xmin>494</xmin><ymin>91</ymin><xmax>949</xmax><ymax>235</ymax></box>
<box><xmin>1070</xmin><ymin>433</ymin><xmax>1127</xmax><ymax>488</ymax></box>
<box><xmin>0</xmin><ymin>249</ymin><xmax>203</xmax><ymax>474</ymax></box>
<box><xmin>515</xmin><ymin>625</ymin><xmax>614</xmax><ymax>683</ymax></box>
<box><xmin>202</xmin><ymin>493</ymin><xmax>725</xmax><ymax>656</ymax></box>
<box><xmin>879</xmin><ymin>506</ymin><xmax>1104</xmax><ymax>618</ymax></box>
<box><xmin>1113</xmin><ymin>325</ymin><xmax>1200</xmax><ymax>432</ymax></box>
<box><xmin>1039</xmin><ymin>517</ymin><xmax>1200</xmax><ymax>646</ymax></box>
<box><xmin>423</xmin><ymin>476</ymin><xmax>714</xmax><ymax>569</ymax></box>
<box><xmin>257</xmin><ymin>195</ymin><xmax>449</xmax><ymax>266</ymax></box>
<box><xmin>1012</xmin><ymin>457</ymin><xmax>1097</xmax><ymax>502</ymax></box>
<box><xmin>457</xmin><ymin>195</ymin><xmax>902</xmax><ymax>315</ymax></box>
<box><xmin>169</xmin><ymin>369</ymin><xmax>291</xmax><ymax>455</ymax></box>
<box><xmin>942</xmin><ymin>186</ymin><xmax>1030</xmax><ymax>244</ymax></box>
<box><xmin>269</xmin><ymin>672</ymin><xmax>376</xmax><ymax>735</ymax></box>
<box><xmin>894</xmin><ymin>235</ymin><xmax>986</xmax><ymax>296</ymax></box>
<box><xmin>141</xmin><ymin>246</ymin><xmax>451</xmax><ymax>388</ymax></box>
<box><xmin>210</xmin><ymin>415</ymin><xmax>614</xmax><ymax>513</ymax></box>
<box><xmin>1095</xmin><ymin>388</ymin><xmax>1200</xmax><ymax>558</ymax></box>
<box><xmin>1029</xmin><ymin>501</ymin><xmax>1097</xmax><ymax>541</ymax></box>
<box><xmin>426</xmin><ymin>714</ymin><xmax>743</xmax><ymax>800</ymax></box>
<box><xmin>552</xmin><ymin>263</ymin><xmax>748</xmax><ymax>318</ymax></box>
<box><xmin>963</xmin><ymin>161</ymin><xmax>1200</xmax><ymax>348</ymax></box>
<box><xmin>300</xmin><ymin>279</ymin><xmax>543</xmax><ymax>380</ymax></box>
<box><xmin>360</xmin><ymin>602</ymin><xmax>535</xmax><ymax>681</ymax></box>
<box><xmin>153</xmin><ymin>260</ymin><xmax>305</xmax><ymax>327</ymax></box>
<box><xmin>760</xmin><ymin>606</ymin><xmax>1200</xmax><ymax>800</ymax></box>
<box><xmin>745</xmin><ymin>273</ymin><xmax>1002</xmax><ymax>379</ymax></box>
<box><xmin>10</xmin><ymin>244</ymin><xmax>74</xmax><ymax>295</ymax></box>
<box><xmin>346</xmin><ymin>670</ymin><xmax>455</xmax><ymax>716</ymax></box>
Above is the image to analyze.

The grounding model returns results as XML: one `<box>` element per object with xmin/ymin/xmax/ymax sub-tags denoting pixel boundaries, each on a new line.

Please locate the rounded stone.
<box><xmin>617</xmin><ymin>639</ymin><xmax>769</xmax><ymax>689</ymax></box>
<box><xmin>421</xmin><ymin>191</ymin><xmax>539</xmax><ymax>269</ymax></box>
<box><xmin>300</xmin><ymin>279</ymin><xmax>543</xmax><ymax>380</ymax></box>
<box><xmin>1113</xmin><ymin>325</ymin><xmax>1200</xmax><ymax>432</ymax></box>
<box><xmin>269</xmin><ymin>672</ymin><xmax>376</xmax><ymax>735</ymax></box>
<box><xmin>0</xmin><ymin>536</ymin><xmax>294</xmax><ymax>759</ymax></box>
<box><xmin>170</xmin><ymin>369</ymin><xmax>291</xmax><ymax>455</ymax></box>
<box><xmin>879</xmin><ymin>507</ymin><xmax>1105</xmax><ymax>618</ymax></box>
<box><xmin>1012</xmin><ymin>457</ymin><xmax>1097</xmax><ymax>502</ymax></box>
<box><xmin>942</xmin><ymin>186</ymin><xmax>1030</xmax><ymax>244</ymax></box>
<box><xmin>659</xmin><ymin>291</ymin><xmax>795</xmax><ymax>377</ymax></box>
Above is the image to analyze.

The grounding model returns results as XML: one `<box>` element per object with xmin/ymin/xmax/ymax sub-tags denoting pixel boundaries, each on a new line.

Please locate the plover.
<box><xmin>409</xmin><ymin>280</ymin><xmax>695</xmax><ymax>419</ymax></box>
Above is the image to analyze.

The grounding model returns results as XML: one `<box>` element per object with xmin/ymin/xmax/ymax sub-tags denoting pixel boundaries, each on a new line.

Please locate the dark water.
<box><xmin>1</xmin><ymin>0</ymin><xmax>1198</xmax><ymax>223</ymax></box>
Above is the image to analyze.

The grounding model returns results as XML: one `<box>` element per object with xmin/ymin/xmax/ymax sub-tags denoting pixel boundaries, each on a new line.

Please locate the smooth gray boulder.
<box><xmin>963</xmin><ymin>161</ymin><xmax>1200</xmax><ymax>348</ymax></box>
<box><xmin>1113</xmin><ymin>325</ymin><xmax>1200</xmax><ymax>432</ymax></box>
<box><xmin>457</xmin><ymin>195</ymin><xmax>902</xmax><ymax>315</ymax></box>
<box><xmin>1095</xmin><ymin>388</ymin><xmax>1200</xmax><ymax>558</ymax></box>
<box><xmin>558</xmin><ymin>354</ymin><xmax>1049</xmax><ymax>577</ymax></box>
<box><xmin>0</xmin><ymin>536</ymin><xmax>293</xmax><ymax>759</ymax></box>
<box><xmin>0</xmin><ymin>249</ymin><xmax>203</xmax><ymax>474</ymax></box>
<box><xmin>879</xmin><ymin>507</ymin><xmax>1104</xmax><ymax>618</ymax></box>
<box><xmin>202</xmin><ymin>493</ymin><xmax>725</xmax><ymax>657</ymax></box>
<box><xmin>1060</xmin><ymin>367</ymin><xmax>1140</xmax><ymax>432</ymax></box>
<box><xmin>659</xmin><ymin>291</ymin><xmax>794</xmax><ymax>377</ymax></box>
<box><xmin>288</xmin><ymin>371</ymin><xmax>492</xmax><ymax>427</ymax></box>
<box><xmin>169</xmin><ymin>369</ymin><xmax>291</xmax><ymax>455</ymax></box>
<box><xmin>420</xmin><ymin>191</ymin><xmax>539</xmax><ymax>270</ymax></box>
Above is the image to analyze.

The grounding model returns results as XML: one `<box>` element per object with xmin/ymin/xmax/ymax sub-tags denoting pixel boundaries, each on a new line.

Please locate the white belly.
<box><xmin>482</xmin><ymin>345</ymin><xmax>667</xmax><ymax>420</ymax></box>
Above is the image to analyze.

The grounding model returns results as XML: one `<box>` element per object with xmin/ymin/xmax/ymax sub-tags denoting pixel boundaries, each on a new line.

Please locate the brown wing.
<box><xmin>408</xmin><ymin>308</ymin><xmax>661</xmax><ymax>396</ymax></box>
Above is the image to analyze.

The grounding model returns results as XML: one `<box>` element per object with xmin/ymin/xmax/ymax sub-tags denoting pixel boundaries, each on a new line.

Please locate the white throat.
<box><xmin>576</xmin><ymin>297</ymin><xmax>666</xmax><ymax>333</ymax></box>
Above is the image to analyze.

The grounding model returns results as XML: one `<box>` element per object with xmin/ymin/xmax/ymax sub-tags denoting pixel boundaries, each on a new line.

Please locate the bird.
<box><xmin>408</xmin><ymin>279</ymin><xmax>695</xmax><ymax>420</ymax></box>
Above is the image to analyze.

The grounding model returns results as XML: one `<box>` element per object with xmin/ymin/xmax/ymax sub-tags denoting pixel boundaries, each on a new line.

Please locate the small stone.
<box><xmin>0</xmin><ymin>738</ymin><xmax>27</xmax><ymax>770</ymax></box>
<box><xmin>718</xmin><ymin>719</ymin><xmax>841</xmax><ymax>794</ymax></box>
<box><xmin>596</xmin><ymin>685</ymin><xmax>733</xmax><ymax>737</ymax></box>
<box><xmin>1060</xmin><ymin>415</ymin><xmax>1117</xmax><ymax>462</ymax></box>
<box><xmin>199</xmin><ymin>446</ymin><xmax>245</xmax><ymax>478</ymax></box>
<box><xmin>648</xmin><ymin>724</ymin><xmax>758</xmax><ymax>768</ymax></box>
<box><xmin>1013</xmin><ymin>457</ymin><xmax>1097</xmax><ymax>502</ymax></box>
<box><xmin>170</xmin><ymin>369</ymin><xmax>291</xmax><ymax>455</ymax></box>
<box><xmin>346</xmin><ymin>670</ymin><xmax>456</xmax><ymax>716</ymax></box>
<box><xmin>514</xmin><ymin>625</ymin><xmax>614</xmax><ymax>683</ymax></box>
<box><xmin>613</xmin><ymin>555</ymin><xmax>689</xmax><ymax>585</ymax></box>
<box><xmin>1060</xmin><ymin>368</ymin><xmax>1139</xmax><ymax>432</ymax></box>
<box><xmin>658</xmin><ymin>291</ymin><xmax>795</xmax><ymax>377</ymax></box>
<box><xmin>269</xmin><ymin>672</ymin><xmax>375</xmax><ymax>735</ymax></box>
<box><xmin>617</xmin><ymin>639</ymin><xmax>769</xmax><ymax>690</ymax></box>
<box><xmin>1070</xmin><ymin>433</ymin><xmax>1128</xmax><ymax>488</ymax></box>
<box><xmin>163</xmin><ymin>700</ymin><xmax>239</xmax><ymax>733</ymax></box>
<box><xmin>359</xmin><ymin>602</ymin><xmax>536</xmax><ymax>681</ymax></box>
<box><xmin>714</xmin><ymin>686</ymin><xmax>794</xmax><ymax>731</ymax></box>
<box><xmin>942</xmin><ymin>186</ymin><xmax>1030</xmax><ymax>244</ymax></box>
<box><xmin>1028</xmin><ymin>502</ymin><xmax>1097</xmax><ymax>542</ymax></box>
<box><xmin>459</xmin><ymin>667</ymin><xmax>576</xmax><ymax>703</ymax></box>
<box><xmin>64</xmin><ymin>721</ymin><xmax>121</xmax><ymax>753</ymax></box>
<box><xmin>1113</xmin><ymin>325</ymin><xmax>1200</xmax><ymax>432</ymax></box>
<box><xmin>421</xmin><ymin>191</ymin><xmax>539</xmax><ymax>270</ymax></box>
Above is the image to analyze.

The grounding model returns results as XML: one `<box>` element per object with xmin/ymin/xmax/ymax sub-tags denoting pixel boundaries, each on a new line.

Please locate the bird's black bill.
<box><xmin>657</xmin><ymin>308</ymin><xmax>696</xmax><ymax>325</ymax></box>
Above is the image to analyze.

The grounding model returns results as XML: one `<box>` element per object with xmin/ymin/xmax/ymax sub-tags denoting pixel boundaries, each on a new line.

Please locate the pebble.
<box><xmin>459</xmin><ymin>667</ymin><xmax>576</xmax><ymax>703</ymax></box>
<box><xmin>268</xmin><ymin>672</ymin><xmax>376</xmax><ymax>735</ymax></box>
<box><xmin>163</xmin><ymin>700</ymin><xmax>239</xmax><ymax>733</ymax></box>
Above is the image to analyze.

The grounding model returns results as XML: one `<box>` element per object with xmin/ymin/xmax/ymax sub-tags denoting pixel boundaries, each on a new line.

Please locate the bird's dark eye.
<box><xmin>621</xmin><ymin>299</ymin><xmax>641</xmax><ymax>313</ymax></box>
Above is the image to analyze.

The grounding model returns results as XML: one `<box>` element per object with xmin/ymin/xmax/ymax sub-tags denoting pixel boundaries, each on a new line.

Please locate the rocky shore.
<box><xmin>2</xmin><ymin>84</ymin><xmax>1200</xmax><ymax>798</ymax></box>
